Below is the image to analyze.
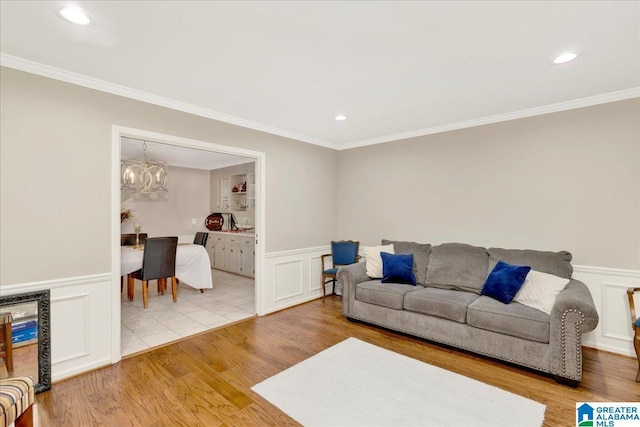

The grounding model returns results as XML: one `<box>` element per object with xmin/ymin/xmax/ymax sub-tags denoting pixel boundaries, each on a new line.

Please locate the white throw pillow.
<box><xmin>513</xmin><ymin>270</ymin><xmax>570</xmax><ymax>315</ymax></box>
<box><xmin>362</xmin><ymin>244</ymin><xmax>395</xmax><ymax>278</ymax></box>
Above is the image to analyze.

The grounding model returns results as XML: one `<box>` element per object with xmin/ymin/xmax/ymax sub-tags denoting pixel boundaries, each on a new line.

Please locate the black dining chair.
<box><xmin>128</xmin><ymin>237</ymin><xmax>178</xmax><ymax>309</ymax></box>
<box><xmin>193</xmin><ymin>232</ymin><xmax>208</xmax><ymax>246</ymax></box>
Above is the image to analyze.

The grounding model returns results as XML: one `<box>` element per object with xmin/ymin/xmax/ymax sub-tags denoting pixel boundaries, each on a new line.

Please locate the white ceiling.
<box><xmin>121</xmin><ymin>137</ymin><xmax>253</xmax><ymax>170</ymax></box>
<box><xmin>1</xmin><ymin>1</ymin><xmax>638</xmax><ymax>150</ymax></box>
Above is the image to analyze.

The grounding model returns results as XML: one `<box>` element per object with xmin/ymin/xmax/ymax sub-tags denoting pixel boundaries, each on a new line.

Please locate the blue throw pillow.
<box><xmin>381</xmin><ymin>252</ymin><xmax>416</xmax><ymax>285</ymax></box>
<box><xmin>482</xmin><ymin>261</ymin><xmax>531</xmax><ymax>304</ymax></box>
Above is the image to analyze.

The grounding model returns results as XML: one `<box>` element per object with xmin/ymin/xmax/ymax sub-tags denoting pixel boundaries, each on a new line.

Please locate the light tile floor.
<box><xmin>121</xmin><ymin>269</ymin><xmax>255</xmax><ymax>356</ymax></box>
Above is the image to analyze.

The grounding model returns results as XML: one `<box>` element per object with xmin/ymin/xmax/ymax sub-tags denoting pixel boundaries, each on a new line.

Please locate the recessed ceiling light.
<box><xmin>552</xmin><ymin>52</ymin><xmax>578</xmax><ymax>64</ymax></box>
<box><xmin>56</xmin><ymin>5</ymin><xmax>92</xmax><ymax>26</ymax></box>
<box><xmin>335</xmin><ymin>115</ymin><xmax>347</xmax><ymax>121</ymax></box>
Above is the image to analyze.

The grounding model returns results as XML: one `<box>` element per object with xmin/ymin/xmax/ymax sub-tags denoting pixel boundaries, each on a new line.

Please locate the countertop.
<box><xmin>208</xmin><ymin>230</ymin><xmax>255</xmax><ymax>237</ymax></box>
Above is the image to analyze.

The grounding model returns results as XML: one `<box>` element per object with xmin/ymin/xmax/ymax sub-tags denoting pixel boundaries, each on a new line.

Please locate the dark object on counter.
<box><xmin>205</xmin><ymin>213</ymin><xmax>239</xmax><ymax>231</ymax></box>
<box><xmin>205</xmin><ymin>213</ymin><xmax>224</xmax><ymax>231</ymax></box>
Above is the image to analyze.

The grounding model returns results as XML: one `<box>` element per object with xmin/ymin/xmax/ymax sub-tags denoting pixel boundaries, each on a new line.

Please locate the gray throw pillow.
<box><xmin>487</xmin><ymin>248</ymin><xmax>573</xmax><ymax>279</ymax></box>
<box><xmin>426</xmin><ymin>243</ymin><xmax>489</xmax><ymax>294</ymax></box>
<box><xmin>381</xmin><ymin>239</ymin><xmax>431</xmax><ymax>286</ymax></box>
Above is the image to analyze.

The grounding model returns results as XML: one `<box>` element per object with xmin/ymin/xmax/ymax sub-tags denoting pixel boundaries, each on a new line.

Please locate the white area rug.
<box><xmin>252</xmin><ymin>338</ymin><xmax>546</xmax><ymax>427</ymax></box>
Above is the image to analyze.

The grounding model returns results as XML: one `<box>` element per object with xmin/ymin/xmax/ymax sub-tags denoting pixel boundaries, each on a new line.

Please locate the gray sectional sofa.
<box><xmin>338</xmin><ymin>241</ymin><xmax>599</xmax><ymax>385</ymax></box>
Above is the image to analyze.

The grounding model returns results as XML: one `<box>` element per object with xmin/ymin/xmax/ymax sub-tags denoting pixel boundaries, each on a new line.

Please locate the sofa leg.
<box><xmin>554</xmin><ymin>375</ymin><xmax>579</xmax><ymax>388</ymax></box>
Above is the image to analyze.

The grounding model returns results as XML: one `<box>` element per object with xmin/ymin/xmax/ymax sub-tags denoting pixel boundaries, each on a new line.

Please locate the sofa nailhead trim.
<box><xmin>559</xmin><ymin>308</ymin><xmax>586</xmax><ymax>379</ymax></box>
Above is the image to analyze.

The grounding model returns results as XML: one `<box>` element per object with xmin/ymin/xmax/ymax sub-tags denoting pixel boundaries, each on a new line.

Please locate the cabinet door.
<box><xmin>205</xmin><ymin>234</ymin><xmax>216</xmax><ymax>268</ymax></box>
<box><xmin>231</xmin><ymin>245</ymin><xmax>243</xmax><ymax>273</ymax></box>
<box><xmin>219</xmin><ymin>178</ymin><xmax>230</xmax><ymax>211</ymax></box>
<box><xmin>210</xmin><ymin>173</ymin><xmax>219</xmax><ymax>211</ymax></box>
<box><xmin>247</xmin><ymin>173</ymin><xmax>256</xmax><ymax>210</ymax></box>
<box><xmin>241</xmin><ymin>245</ymin><xmax>255</xmax><ymax>277</ymax></box>
<box><xmin>214</xmin><ymin>244</ymin><xmax>225</xmax><ymax>269</ymax></box>
<box><xmin>225</xmin><ymin>244</ymin><xmax>242</xmax><ymax>273</ymax></box>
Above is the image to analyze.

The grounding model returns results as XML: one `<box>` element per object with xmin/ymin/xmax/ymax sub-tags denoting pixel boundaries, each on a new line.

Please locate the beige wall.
<box><xmin>1</xmin><ymin>66</ymin><xmax>637</xmax><ymax>287</ymax></box>
<box><xmin>337</xmin><ymin>99</ymin><xmax>640</xmax><ymax>270</ymax></box>
<box><xmin>0</xmin><ymin>67</ymin><xmax>337</xmax><ymax>285</ymax></box>
<box><xmin>121</xmin><ymin>165</ymin><xmax>211</xmax><ymax>237</ymax></box>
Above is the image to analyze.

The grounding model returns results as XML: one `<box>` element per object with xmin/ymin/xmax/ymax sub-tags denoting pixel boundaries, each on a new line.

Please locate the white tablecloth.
<box><xmin>121</xmin><ymin>244</ymin><xmax>213</xmax><ymax>289</ymax></box>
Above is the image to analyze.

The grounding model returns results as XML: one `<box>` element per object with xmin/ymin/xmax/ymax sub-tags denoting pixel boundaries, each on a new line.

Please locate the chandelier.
<box><xmin>121</xmin><ymin>141</ymin><xmax>168</xmax><ymax>193</ymax></box>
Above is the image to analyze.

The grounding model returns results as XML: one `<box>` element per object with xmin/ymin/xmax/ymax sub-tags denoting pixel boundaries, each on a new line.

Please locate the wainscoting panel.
<box><xmin>264</xmin><ymin>246</ymin><xmax>330</xmax><ymax>314</ymax></box>
<box><xmin>0</xmin><ymin>273</ymin><xmax>113</xmax><ymax>382</ymax></box>
<box><xmin>274</xmin><ymin>260</ymin><xmax>304</xmax><ymax>302</ymax></box>
<box><xmin>309</xmin><ymin>255</ymin><xmax>324</xmax><ymax>293</ymax></box>
<box><xmin>51</xmin><ymin>291</ymin><xmax>91</xmax><ymax>364</ymax></box>
<box><xmin>573</xmin><ymin>266</ymin><xmax>640</xmax><ymax>357</ymax></box>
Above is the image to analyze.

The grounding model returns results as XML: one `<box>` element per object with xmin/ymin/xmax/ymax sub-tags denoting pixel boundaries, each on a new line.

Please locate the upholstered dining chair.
<box><xmin>321</xmin><ymin>240</ymin><xmax>360</xmax><ymax>302</ymax></box>
<box><xmin>128</xmin><ymin>237</ymin><xmax>178</xmax><ymax>309</ymax></box>
<box><xmin>627</xmin><ymin>287</ymin><xmax>640</xmax><ymax>381</ymax></box>
<box><xmin>193</xmin><ymin>232</ymin><xmax>208</xmax><ymax>246</ymax></box>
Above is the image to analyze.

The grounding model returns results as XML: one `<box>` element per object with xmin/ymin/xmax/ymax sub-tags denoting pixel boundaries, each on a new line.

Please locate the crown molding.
<box><xmin>2</xmin><ymin>53</ymin><xmax>637</xmax><ymax>152</ymax></box>
<box><xmin>339</xmin><ymin>87</ymin><xmax>640</xmax><ymax>150</ymax></box>
<box><xmin>0</xmin><ymin>53</ymin><xmax>339</xmax><ymax>150</ymax></box>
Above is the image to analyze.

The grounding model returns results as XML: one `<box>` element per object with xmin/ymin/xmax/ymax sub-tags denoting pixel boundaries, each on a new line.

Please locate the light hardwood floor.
<box><xmin>33</xmin><ymin>297</ymin><xmax>639</xmax><ymax>426</ymax></box>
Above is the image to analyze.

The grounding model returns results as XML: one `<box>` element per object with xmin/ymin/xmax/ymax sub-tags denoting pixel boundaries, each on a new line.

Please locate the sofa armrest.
<box><xmin>549</xmin><ymin>279</ymin><xmax>599</xmax><ymax>381</ymax></box>
<box><xmin>337</xmin><ymin>262</ymin><xmax>369</xmax><ymax>317</ymax></box>
<box><xmin>552</xmin><ymin>279</ymin><xmax>599</xmax><ymax>332</ymax></box>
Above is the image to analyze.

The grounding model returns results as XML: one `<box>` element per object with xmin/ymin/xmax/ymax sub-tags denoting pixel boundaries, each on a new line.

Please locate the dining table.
<box><xmin>121</xmin><ymin>244</ymin><xmax>213</xmax><ymax>289</ymax></box>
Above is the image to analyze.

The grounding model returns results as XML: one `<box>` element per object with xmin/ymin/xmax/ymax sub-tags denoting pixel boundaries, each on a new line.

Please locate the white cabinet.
<box><xmin>211</xmin><ymin>177</ymin><xmax>231</xmax><ymax>211</ymax></box>
<box><xmin>207</xmin><ymin>233</ymin><xmax>254</xmax><ymax>278</ymax></box>
<box><xmin>241</xmin><ymin>236</ymin><xmax>255</xmax><ymax>276</ymax></box>
<box><xmin>210</xmin><ymin>234</ymin><xmax>226</xmax><ymax>269</ymax></box>
<box><xmin>247</xmin><ymin>173</ymin><xmax>256</xmax><ymax>210</ymax></box>
<box><xmin>225</xmin><ymin>236</ymin><xmax>243</xmax><ymax>272</ymax></box>
<box><xmin>219</xmin><ymin>178</ymin><xmax>230</xmax><ymax>211</ymax></box>
<box><xmin>207</xmin><ymin>233</ymin><xmax>225</xmax><ymax>269</ymax></box>
<box><xmin>205</xmin><ymin>236</ymin><xmax>216</xmax><ymax>268</ymax></box>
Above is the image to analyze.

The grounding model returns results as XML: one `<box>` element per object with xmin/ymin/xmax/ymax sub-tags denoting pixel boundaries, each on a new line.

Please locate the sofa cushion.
<box><xmin>362</xmin><ymin>244</ymin><xmax>395</xmax><ymax>278</ymax></box>
<box><xmin>382</xmin><ymin>239</ymin><xmax>431</xmax><ymax>286</ymax></box>
<box><xmin>481</xmin><ymin>261</ymin><xmax>531</xmax><ymax>304</ymax></box>
<box><xmin>426</xmin><ymin>243</ymin><xmax>489</xmax><ymax>294</ymax></box>
<box><xmin>467</xmin><ymin>296</ymin><xmax>550</xmax><ymax>343</ymax></box>
<box><xmin>355</xmin><ymin>280</ymin><xmax>422</xmax><ymax>310</ymax></box>
<box><xmin>381</xmin><ymin>252</ymin><xmax>416</xmax><ymax>285</ymax></box>
<box><xmin>488</xmin><ymin>248</ymin><xmax>573</xmax><ymax>279</ymax></box>
<box><xmin>513</xmin><ymin>270</ymin><xmax>570</xmax><ymax>315</ymax></box>
<box><xmin>404</xmin><ymin>288</ymin><xmax>480</xmax><ymax>323</ymax></box>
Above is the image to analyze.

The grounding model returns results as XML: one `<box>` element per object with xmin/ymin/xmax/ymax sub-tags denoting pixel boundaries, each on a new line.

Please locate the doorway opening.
<box><xmin>111</xmin><ymin>126</ymin><xmax>265</xmax><ymax>363</ymax></box>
